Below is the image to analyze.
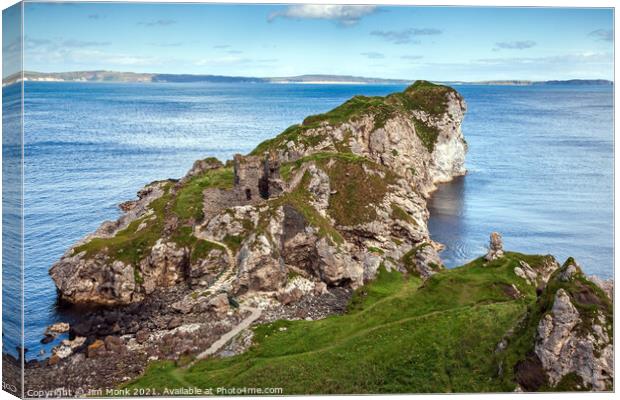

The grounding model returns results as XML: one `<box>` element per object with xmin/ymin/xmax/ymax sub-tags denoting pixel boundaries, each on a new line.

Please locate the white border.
<box><xmin>0</xmin><ymin>1</ymin><xmax>617</xmax><ymax>400</ymax></box>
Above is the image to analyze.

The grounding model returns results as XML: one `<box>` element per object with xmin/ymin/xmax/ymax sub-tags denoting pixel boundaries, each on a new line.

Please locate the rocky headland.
<box><xmin>26</xmin><ymin>81</ymin><xmax>612</xmax><ymax>394</ymax></box>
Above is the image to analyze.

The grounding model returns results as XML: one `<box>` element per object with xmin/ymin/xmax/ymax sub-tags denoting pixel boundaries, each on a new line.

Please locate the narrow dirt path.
<box><xmin>186</xmin><ymin>306</ymin><xmax>262</xmax><ymax>368</ymax></box>
<box><xmin>184</xmin><ymin>226</ymin><xmax>263</xmax><ymax>369</ymax></box>
<box><xmin>193</xmin><ymin>225</ymin><xmax>237</xmax><ymax>293</ymax></box>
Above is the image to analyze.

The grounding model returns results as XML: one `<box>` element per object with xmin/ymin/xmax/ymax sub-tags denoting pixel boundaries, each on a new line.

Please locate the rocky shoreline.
<box><xmin>23</xmin><ymin>282</ymin><xmax>352</xmax><ymax>393</ymax></box>
<box><xmin>11</xmin><ymin>81</ymin><xmax>613</xmax><ymax>394</ymax></box>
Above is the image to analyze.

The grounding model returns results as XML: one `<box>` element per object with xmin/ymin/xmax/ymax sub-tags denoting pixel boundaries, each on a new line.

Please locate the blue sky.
<box><xmin>19</xmin><ymin>2</ymin><xmax>614</xmax><ymax>80</ymax></box>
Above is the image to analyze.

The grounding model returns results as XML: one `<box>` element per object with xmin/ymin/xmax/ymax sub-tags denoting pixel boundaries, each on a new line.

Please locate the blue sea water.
<box><xmin>7</xmin><ymin>81</ymin><xmax>614</xmax><ymax>360</ymax></box>
<box><xmin>3</xmin><ymin>82</ymin><xmax>24</xmax><ymax>362</ymax></box>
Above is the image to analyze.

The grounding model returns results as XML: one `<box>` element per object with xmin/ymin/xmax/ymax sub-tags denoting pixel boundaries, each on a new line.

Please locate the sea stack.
<box><xmin>485</xmin><ymin>232</ymin><xmax>504</xmax><ymax>261</ymax></box>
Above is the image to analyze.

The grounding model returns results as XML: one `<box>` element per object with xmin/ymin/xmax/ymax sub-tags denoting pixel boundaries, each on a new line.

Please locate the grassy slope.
<box><xmin>123</xmin><ymin>252</ymin><xmax>549</xmax><ymax>394</ymax></box>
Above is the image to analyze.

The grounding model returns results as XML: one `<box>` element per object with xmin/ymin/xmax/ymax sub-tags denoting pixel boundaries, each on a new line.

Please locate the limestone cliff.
<box><xmin>50</xmin><ymin>81</ymin><xmax>466</xmax><ymax>306</ymax></box>
<box><xmin>510</xmin><ymin>258</ymin><xmax>614</xmax><ymax>392</ymax></box>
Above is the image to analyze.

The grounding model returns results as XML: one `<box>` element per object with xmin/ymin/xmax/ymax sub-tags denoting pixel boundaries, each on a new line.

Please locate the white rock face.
<box><xmin>535</xmin><ymin>288</ymin><xmax>613</xmax><ymax>390</ymax></box>
<box><xmin>316</xmin><ymin>237</ymin><xmax>364</xmax><ymax>288</ymax></box>
<box><xmin>429</xmin><ymin>91</ymin><xmax>468</xmax><ymax>183</ymax></box>
<box><xmin>139</xmin><ymin>240</ymin><xmax>188</xmax><ymax>294</ymax></box>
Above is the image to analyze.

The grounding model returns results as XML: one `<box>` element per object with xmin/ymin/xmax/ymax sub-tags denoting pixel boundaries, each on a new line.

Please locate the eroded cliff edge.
<box><xmin>46</xmin><ymin>81</ymin><xmax>613</xmax><ymax>392</ymax></box>
<box><xmin>50</xmin><ymin>81</ymin><xmax>467</xmax><ymax>306</ymax></box>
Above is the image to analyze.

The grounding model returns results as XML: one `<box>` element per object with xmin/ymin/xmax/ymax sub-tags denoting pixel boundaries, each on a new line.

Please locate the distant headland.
<box><xmin>1</xmin><ymin>70</ymin><xmax>614</xmax><ymax>86</ymax></box>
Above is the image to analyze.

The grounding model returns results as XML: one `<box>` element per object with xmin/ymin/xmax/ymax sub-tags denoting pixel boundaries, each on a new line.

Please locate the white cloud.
<box><xmin>371</xmin><ymin>28</ymin><xmax>442</xmax><ymax>44</ymax></box>
<box><xmin>360</xmin><ymin>52</ymin><xmax>384</xmax><ymax>59</ymax></box>
<box><xmin>589</xmin><ymin>29</ymin><xmax>613</xmax><ymax>42</ymax></box>
<box><xmin>269</xmin><ymin>5</ymin><xmax>377</xmax><ymax>26</ymax></box>
<box><xmin>493</xmin><ymin>40</ymin><xmax>537</xmax><ymax>51</ymax></box>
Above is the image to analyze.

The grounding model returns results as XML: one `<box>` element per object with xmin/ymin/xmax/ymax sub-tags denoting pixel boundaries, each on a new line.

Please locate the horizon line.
<box><xmin>2</xmin><ymin>69</ymin><xmax>614</xmax><ymax>84</ymax></box>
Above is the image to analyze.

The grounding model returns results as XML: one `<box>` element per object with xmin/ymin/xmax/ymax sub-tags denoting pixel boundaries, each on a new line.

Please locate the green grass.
<box><xmin>173</xmin><ymin>167</ymin><xmax>234</xmax><ymax>221</ymax></box>
<box><xmin>123</xmin><ymin>252</ymin><xmax>556</xmax><ymax>394</ymax></box>
<box><xmin>391</xmin><ymin>204</ymin><xmax>417</xmax><ymax>225</ymax></box>
<box><xmin>367</xmin><ymin>246</ymin><xmax>384</xmax><ymax>255</ymax></box>
<box><xmin>170</xmin><ymin>226</ymin><xmax>225</xmax><ymax>263</ymax></box>
<box><xmin>324</xmin><ymin>157</ymin><xmax>395</xmax><ymax>227</ymax></box>
<box><xmin>272</xmin><ymin>152</ymin><xmax>396</xmax><ymax>234</ymax></box>
<box><xmin>412</xmin><ymin>119</ymin><xmax>440</xmax><ymax>153</ymax></box>
<box><xmin>392</xmin><ymin>80</ymin><xmax>457</xmax><ymax>117</ymax></box>
<box><xmin>222</xmin><ymin>234</ymin><xmax>244</xmax><ymax>254</ymax></box>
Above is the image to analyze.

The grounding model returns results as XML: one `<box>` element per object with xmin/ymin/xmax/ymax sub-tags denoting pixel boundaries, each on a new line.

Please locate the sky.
<box><xmin>13</xmin><ymin>2</ymin><xmax>615</xmax><ymax>81</ymax></box>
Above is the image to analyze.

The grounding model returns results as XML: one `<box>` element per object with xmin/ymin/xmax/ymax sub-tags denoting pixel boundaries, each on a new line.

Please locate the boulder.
<box><xmin>104</xmin><ymin>335</ymin><xmax>126</xmax><ymax>354</ymax></box>
<box><xmin>87</xmin><ymin>339</ymin><xmax>106</xmax><ymax>358</ymax></box>
<box><xmin>206</xmin><ymin>293</ymin><xmax>230</xmax><ymax>316</ymax></box>
<box><xmin>47</xmin><ymin>354</ymin><xmax>60</xmax><ymax>366</ymax></box>
<box><xmin>313</xmin><ymin>281</ymin><xmax>328</xmax><ymax>296</ymax></box>
<box><xmin>50</xmin><ymin>254</ymin><xmax>138</xmax><ymax>305</ymax></box>
<box><xmin>139</xmin><ymin>240</ymin><xmax>188</xmax><ymax>294</ymax></box>
<box><xmin>315</xmin><ymin>238</ymin><xmax>363</xmax><ymax>288</ymax></box>
<box><xmin>514</xmin><ymin>261</ymin><xmax>538</xmax><ymax>285</ymax></box>
<box><xmin>61</xmin><ymin>336</ymin><xmax>86</xmax><ymax>350</ymax></box>
<box><xmin>135</xmin><ymin>329</ymin><xmax>150</xmax><ymax>344</ymax></box>
<box><xmin>277</xmin><ymin>288</ymin><xmax>304</xmax><ymax>305</ymax></box>
<box><xmin>188</xmin><ymin>248</ymin><xmax>229</xmax><ymax>287</ymax></box>
<box><xmin>40</xmin><ymin>335</ymin><xmax>55</xmax><ymax>345</ymax></box>
<box><xmin>414</xmin><ymin>243</ymin><xmax>443</xmax><ymax>277</ymax></box>
<box><xmin>167</xmin><ymin>317</ymin><xmax>183</xmax><ymax>329</ymax></box>
<box><xmin>46</xmin><ymin>322</ymin><xmax>70</xmax><ymax>334</ymax></box>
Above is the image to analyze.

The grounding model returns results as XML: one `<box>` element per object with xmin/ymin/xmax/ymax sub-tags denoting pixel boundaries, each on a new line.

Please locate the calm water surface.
<box><xmin>10</xmin><ymin>82</ymin><xmax>613</xmax><ymax>359</ymax></box>
<box><xmin>428</xmin><ymin>85</ymin><xmax>613</xmax><ymax>275</ymax></box>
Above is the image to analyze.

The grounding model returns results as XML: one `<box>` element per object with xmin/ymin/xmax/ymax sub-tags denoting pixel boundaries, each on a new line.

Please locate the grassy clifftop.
<box><xmin>251</xmin><ymin>80</ymin><xmax>459</xmax><ymax>155</ymax></box>
<box><xmin>124</xmin><ymin>252</ymin><xmax>584</xmax><ymax>393</ymax></box>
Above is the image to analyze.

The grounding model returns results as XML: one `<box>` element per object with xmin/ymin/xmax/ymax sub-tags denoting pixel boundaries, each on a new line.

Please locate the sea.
<box><xmin>1</xmin><ymin>81</ymin><xmax>613</xmax><ymax>360</ymax></box>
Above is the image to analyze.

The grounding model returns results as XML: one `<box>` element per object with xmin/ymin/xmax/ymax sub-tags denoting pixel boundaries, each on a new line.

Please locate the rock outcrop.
<box><xmin>50</xmin><ymin>81</ymin><xmax>467</xmax><ymax>306</ymax></box>
<box><xmin>510</xmin><ymin>258</ymin><xmax>613</xmax><ymax>391</ymax></box>
<box><xmin>485</xmin><ymin>232</ymin><xmax>504</xmax><ymax>261</ymax></box>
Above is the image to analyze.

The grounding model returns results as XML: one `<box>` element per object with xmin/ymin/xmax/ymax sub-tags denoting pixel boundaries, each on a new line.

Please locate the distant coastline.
<box><xmin>2</xmin><ymin>70</ymin><xmax>614</xmax><ymax>87</ymax></box>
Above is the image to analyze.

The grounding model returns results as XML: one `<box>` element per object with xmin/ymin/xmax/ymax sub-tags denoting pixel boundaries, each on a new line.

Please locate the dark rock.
<box><xmin>41</xmin><ymin>335</ymin><xmax>55</xmax><ymax>345</ymax></box>
<box><xmin>167</xmin><ymin>317</ymin><xmax>182</xmax><ymax>329</ymax></box>
<box><xmin>87</xmin><ymin>339</ymin><xmax>106</xmax><ymax>358</ymax></box>
<box><xmin>515</xmin><ymin>352</ymin><xmax>546</xmax><ymax>391</ymax></box>
<box><xmin>47</xmin><ymin>354</ymin><xmax>60</xmax><ymax>367</ymax></box>
<box><xmin>104</xmin><ymin>335</ymin><xmax>126</xmax><ymax>355</ymax></box>
<box><xmin>135</xmin><ymin>329</ymin><xmax>149</xmax><ymax>344</ymax></box>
